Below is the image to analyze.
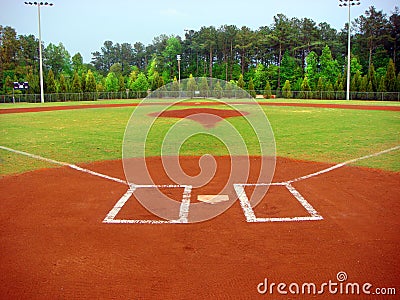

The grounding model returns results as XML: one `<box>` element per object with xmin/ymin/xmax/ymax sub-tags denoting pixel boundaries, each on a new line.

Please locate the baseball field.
<box><xmin>0</xmin><ymin>98</ymin><xmax>399</xmax><ymax>298</ymax></box>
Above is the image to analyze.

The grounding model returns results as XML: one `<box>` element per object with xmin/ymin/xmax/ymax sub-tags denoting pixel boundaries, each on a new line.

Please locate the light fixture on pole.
<box><xmin>176</xmin><ymin>54</ymin><xmax>181</xmax><ymax>85</ymax></box>
<box><xmin>24</xmin><ymin>1</ymin><xmax>54</xmax><ymax>103</ymax></box>
<box><xmin>339</xmin><ymin>0</ymin><xmax>360</xmax><ymax>101</ymax></box>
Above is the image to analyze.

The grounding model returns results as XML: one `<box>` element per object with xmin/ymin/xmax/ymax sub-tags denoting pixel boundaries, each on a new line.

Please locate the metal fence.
<box><xmin>1</xmin><ymin>90</ymin><xmax>399</xmax><ymax>103</ymax></box>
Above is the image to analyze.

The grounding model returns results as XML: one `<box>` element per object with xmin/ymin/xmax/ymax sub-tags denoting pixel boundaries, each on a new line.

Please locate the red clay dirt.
<box><xmin>0</xmin><ymin>156</ymin><xmax>399</xmax><ymax>299</ymax></box>
<box><xmin>148</xmin><ymin>108</ymin><xmax>249</xmax><ymax>128</ymax></box>
<box><xmin>1</xmin><ymin>101</ymin><xmax>400</xmax><ymax>114</ymax></box>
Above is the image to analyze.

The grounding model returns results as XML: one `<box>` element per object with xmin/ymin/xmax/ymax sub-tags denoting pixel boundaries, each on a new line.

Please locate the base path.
<box><xmin>1</xmin><ymin>101</ymin><xmax>399</xmax><ymax>114</ymax></box>
<box><xmin>0</xmin><ymin>155</ymin><xmax>399</xmax><ymax>298</ymax></box>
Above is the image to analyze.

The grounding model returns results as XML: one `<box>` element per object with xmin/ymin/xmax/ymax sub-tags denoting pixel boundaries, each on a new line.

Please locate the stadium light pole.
<box><xmin>24</xmin><ymin>2</ymin><xmax>54</xmax><ymax>103</ymax></box>
<box><xmin>339</xmin><ymin>0</ymin><xmax>360</xmax><ymax>101</ymax></box>
<box><xmin>177</xmin><ymin>55</ymin><xmax>181</xmax><ymax>85</ymax></box>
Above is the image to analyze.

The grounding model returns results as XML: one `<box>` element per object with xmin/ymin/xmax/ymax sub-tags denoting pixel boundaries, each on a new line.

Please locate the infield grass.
<box><xmin>1</xmin><ymin>100</ymin><xmax>399</xmax><ymax>175</ymax></box>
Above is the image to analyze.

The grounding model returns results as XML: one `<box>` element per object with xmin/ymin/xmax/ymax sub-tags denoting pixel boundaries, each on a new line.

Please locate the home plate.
<box><xmin>197</xmin><ymin>194</ymin><xmax>229</xmax><ymax>204</ymax></box>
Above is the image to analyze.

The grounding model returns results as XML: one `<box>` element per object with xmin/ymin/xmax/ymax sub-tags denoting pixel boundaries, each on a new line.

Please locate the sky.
<box><xmin>1</xmin><ymin>0</ymin><xmax>398</xmax><ymax>63</ymax></box>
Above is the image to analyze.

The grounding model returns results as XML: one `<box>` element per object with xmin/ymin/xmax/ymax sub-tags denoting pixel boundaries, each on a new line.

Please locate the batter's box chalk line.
<box><xmin>103</xmin><ymin>184</ymin><xmax>192</xmax><ymax>224</ymax></box>
<box><xmin>1</xmin><ymin>145</ymin><xmax>399</xmax><ymax>224</ymax></box>
<box><xmin>234</xmin><ymin>183</ymin><xmax>323</xmax><ymax>222</ymax></box>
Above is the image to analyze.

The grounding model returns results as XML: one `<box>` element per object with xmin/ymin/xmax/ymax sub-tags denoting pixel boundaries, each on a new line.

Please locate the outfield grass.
<box><xmin>0</xmin><ymin>100</ymin><xmax>399</xmax><ymax>175</ymax></box>
<box><xmin>1</xmin><ymin>98</ymin><xmax>399</xmax><ymax>109</ymax></box>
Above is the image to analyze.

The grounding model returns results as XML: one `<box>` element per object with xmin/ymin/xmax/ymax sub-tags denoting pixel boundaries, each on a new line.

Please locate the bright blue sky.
<box><xmin>1</xmin><ymin>0</ymin><xmax>398</xmax><ymax>62</ymax></box>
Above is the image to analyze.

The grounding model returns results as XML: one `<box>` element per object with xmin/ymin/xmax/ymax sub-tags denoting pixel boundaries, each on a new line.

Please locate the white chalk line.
<box><xmin>103</xmin><ymin>185</ymin><xmax>192</xmax><ymax>224</ymax></box>
<box><xmin>234</xmin><ymin>146</ymin><xmax>399</xmax><ymax>222</ymax></box>
<box><xmin>2</xmin><ymin>145</ymin><xmax>398</xmax><ymax>224</ymax></box>
<box><xmin>0</xmin><ymin>145</ymin><xmax>193</xmax><ymax>224</ymax></box>
<box><xmin>0</xmin><ymin>145</ymin><xmax>127</xmax><ymax>185</ymax></box>
<box><xmin>287</xmin><ymin>145</ymin><xmax>400</xmax><ymax>184</ymax></box>
<box><xmin>234</xmin><ymin>183</ymin><xmax>323</xmax><ymax>223</ymax></box>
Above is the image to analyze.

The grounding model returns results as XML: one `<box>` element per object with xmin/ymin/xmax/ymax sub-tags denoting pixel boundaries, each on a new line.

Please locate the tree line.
<box><xmin>1</xmin><ymin>5</ymin><xmax>400</xmax><ymax>100</ymax></box>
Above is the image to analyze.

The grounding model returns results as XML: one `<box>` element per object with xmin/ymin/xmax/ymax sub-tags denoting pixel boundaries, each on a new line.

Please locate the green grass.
<box><xmin>0</xmin><ymin>101</ymin><xmax>399</xmax><ymax>175</ymax></box>
<box><xmin>0</xmin><ymin>99</ymin><xmax>141</xmax><ymax>109</ymax></box>
<box><xmin>1</xmin><ymin>98</ymin><xmax>399</xmax><ymax>110</ymax></box>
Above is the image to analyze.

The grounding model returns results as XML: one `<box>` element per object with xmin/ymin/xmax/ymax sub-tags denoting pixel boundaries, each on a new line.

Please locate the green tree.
<box><xmin>282</xmin><ymin>80</ymin><xmax>292</xmax><ymax>98</ymax></box>
<box><xmin>85</xmin><ymin>70</ymin><xmax>96</xmax><ymax>92</ymax></box>
<box><xmin>253</xmin><ymin>64</ymin><xmax>268</xmax><ymax>90</ymax></box>
<box><xmin>248</xmin><ymin>77</ymin><xmax>256</xmax><ymax>98</ymax></box>
<box><xmin>131</xmin><ymin>72</ymin><xmax>149</xmax><ymax>98</ymax></box>
<box><xmin>325</xmin><ymin>81</ymin><xmax>334</xmax><ymax>99</ymax></box>
<box><xmin>4</xmin><ymin>76</ymin><xmax>13</xmax><ymax>94</ymax></box>
<box><xmin>198</xmin><ymin>77</ymin><xmax>209</xmax><ymax>97</ymax></box>
<box><xmin>367</xmin><ymin>80</ymin><xmax>374</xmax><ymax>99</ymax></box>
<box><xmin>213</xmin><ymin>81</ymin><xmax>223</xmax><ymax>98</ymax></box>
<box><xmin>367</xmin><ymin>63</ymin><xmax>377</xmax><ymax>92</ymax></box>
<box><xmin>319</xmin><ymin>45</ymin><xmax>340</xmax><ymax>85</ymax></box>
<box><xmin>46</xmin><ymin>69</ymin><xmax>56</xmax><ymax>94</ymax></box>
<box><xmin>105</xmin><ymin>72</ymin><xmax>119</xmax><ymax>92</ymax></box>
<box><xmin>385</xmin><ymin>59</ymin><xmax>396</xmax><ymax>92</ymax></box>
<box><xmin>187</xmin><ymin>74</ymin><xmax>197</xmax><ymax>97</ymax></box>
<box><xmin>263</xmin><ymin>81</ymin><xmax>272</xmax><ymax>99</ymax></box>
<box><xmin>300</xmin><ymin>76</ymin><xmax>312</xmax><ymax>99</ymax></box>
<box><xmin>71</xmin><ymin>53</ymin><xmax>84</xmax><ymax>73</ymax></box>
<box><xmin>237</xmin><ymin>74</ymin><xmax>245</xmax><ymax>89</ymax></box>
<box><xmin>118</xmin><ymin>74</ymin><xmax>125</xmax><ymax>92</ymax></box>
<box><xmin>110</xmin><ymin>63</ymin><xmax>123</xmax><ymax>75</ymax></box>
<box><xmin>59</xmin><ymin>74</ymin><xmax>68</xmax><ymax>93</ymax></box>
<box><xmin>85</xmin><ymin>70</ymin><xmax>97</xmax><ymax>100</ymax></box>
<box><xmin>26</xmin><ymin>70</ymin><xmax>39</xmax><ymax>94</ymax></box>
<box><xmin>44</xmin><ymin>42</ymin><xmax>72</xmax><ymax>76</ymax></box>
<box><xmin>305</xmin><ymin>51</ymin><xmax>318</xmax><ymax>89</ymax></box>
<box><xmin>80</xmin><ymin>72</ymin><xmax>87</xmax><ymax>93</ymax></box>
<box><xmin>396</xmin><ymin>73</ymin><xmax>400</xmax><ymax>92</ymax></box>
<box><xmin>378</xmin><ymin>76</ymin><xmax>386</xmax><ymax>92</ymax></box>
<box><xmin>280</xmin><ymin>50</ymin><xmax>302</xmax><ymax>88</ymax></box>
<box><xmin>71</xmin><ymin>71</ymin><xmax>81</xmax><ymax>93</ymax></box>
<box><xmin>316</xmin><ymin>77</ymin><xmax>324</xmax><ymax>99</ymax></box>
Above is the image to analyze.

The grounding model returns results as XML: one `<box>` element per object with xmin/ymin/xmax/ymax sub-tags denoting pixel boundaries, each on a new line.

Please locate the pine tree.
<box><xmin>378</xmin><ymin>76</ymin><xmax>386</xmax><ymax>92</ymax></box>
<box><xmin>213</xmin><ymin>81</ymin><xmax>223</xmax><ymax>98</ymax></box>
<box><xmin>300</xmin><ymin>76</ymin><xmax>311</xmax><ymax>99</ymax></box>
<box><xmin>59</xmin><ymin>74</ymin><xmax>68</xmax><ymax>94</ymax></box>
<box><xmin>80</xmin><ymin>72</ymin><xmax>87</xmax><ymax>93</ymax></box>
<box><xmin>85</xmin><ymin>70</ymin><xmax>97</xmax><ymax>92</ymax></box>
<box><xmin>366</xmin><ymin>80</ymin><xmax>374</xmax><ymax>100</ymax></box>
<box><xmin>46</xmin><ymin>69</ymin><xmax>56</xmax><ymax>94</ymax></box>
<box><xmin>151</xmin><ymin>71</ymin><xmax>160</xmax><ymax>91</ymax></box>
<box><xmin>26</xmin><ymin>70</ymin><xmax>39</xmax><ymax>94</ymax></box>
<box><xmin>85</xmin><ymin>70</ymin><xmax>97</xmax><ymax>100</ymax></box>
<box><xmin>316</xmin><ymin>77</ymin><xmax>323</xmax><ymax>99</ymax></box>
<box><xmin>169</xmin><ymin>76</ymin><xmax>179</xmax><ymax>98</ymax></box>
<box><xmin>396</xmin><ymin>73</ymin><xmax>400</xmax><ymax>92</ymax></box>
<box><xmin>118</xmin><ymin>74</ymin><xmax>125</xmax><ymax>92</ymax></box>
<box><xmin>325</xmin><ymin>81</ymin><xmax>334</xmax><ymax>100</ymax></box>
<box><xmin>187</xmin><ymin>74</ymin><xmax>197</xmax><ymax>97</ymax></box>
<box><xmin>71</xmin><ymin>71</ymin><xmax>81</xmax><ymax>93</ymax></box>
<box><xmin>248</xmin><ymin>77</ymin><xmax>256</xmax><ymax>98</ymax></box>
<box><xmin>282</xmin><ymin>80</ymin><xmax>292</xmax><ymax>99</ymax></box>
<box><xmin>385</xmin><ymin>59</ymin><xmax>396</xmax><ymax>92</ymax></box>
<box><xmin>199</xmin><ymin>77</ymin><xmax>209</xmax><ymax>97</ymax></box>
<box><xmin>263</xmin><ymin>81</ymin><xmax>272</xmax><ymax>99</ymax></box>
<box><xmin>237</xmin><ymin>74</ymin><xmax>245</xmax><ymax>89</ymax></box>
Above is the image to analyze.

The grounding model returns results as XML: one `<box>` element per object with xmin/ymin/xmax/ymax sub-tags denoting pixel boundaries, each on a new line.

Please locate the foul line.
<box><xmin>2</xmin><ymin>144</ymin><xmax>398</xmax><ymax>187</ymax></box>
<box><xmin>0</xmin><ymin>145</ymin><xmax>127</xmax><ymax>185</ymax></box>
<box><xmin>287</xmin><ymin>145</ymin><xmax>400</xmax><ymax>184</ymax></box>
